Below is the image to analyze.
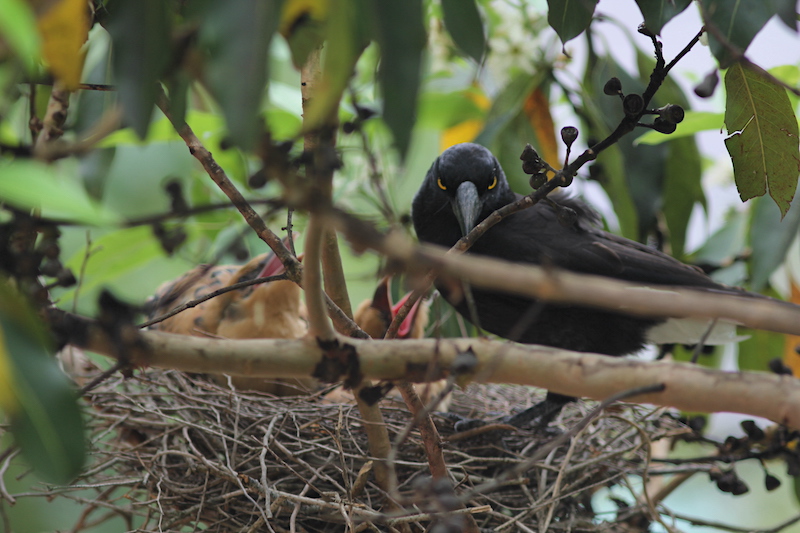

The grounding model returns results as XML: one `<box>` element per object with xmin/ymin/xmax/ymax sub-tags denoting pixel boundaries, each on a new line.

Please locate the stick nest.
<box><xmin>67</xmin><ymin>362</ymin><xmax>684</xmax><ymax>532</ymax></box>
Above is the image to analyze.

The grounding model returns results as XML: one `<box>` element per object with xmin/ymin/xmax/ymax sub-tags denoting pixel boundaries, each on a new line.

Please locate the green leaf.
<box><xmin>106</xmin><ymin>0</ymin><xmax>171</xmax><ymax>138</ymax></box>
<box><xmin>59</xmin><ymin>226</ymin><xmax>170</xmax><ymax>305</ymax></box>
<box><xmin>418</xmin><ymin>90</ymin><xmax>486</xmax><ymax>130</ymax></box>
<box><xmin>547</xmin><ymin>0</ymin><xmax>598</xmax><ymax>44</ymax></box>
<box><xmin>0</xmin><ymin>160</ymin><xmax>120</xmax><ymax>225</ymax></box>
<box><xmin>0</xmin><ymin>281</ymin><xmax>85</xmax><ymax>484</ymax></box>
<box><xmin>474</xmin><ymin>72</ymin><xmax>542</xmax><ymax>147</ymax></box>
<box><xmin>724</xmin><ymin>61</ymin><xmax>800</xmax><ymax>217</ymax></box>
<box><xmin>700</xmin><ymin>0</ymin><xmax>774</xmax><ymax>68</ymax></box>
<box><xmin>281</xmin><ymin>3</ymin><xmax>327</xmax><ymax>69</ymax></box>
<box><xmin>590</xmin><ymin>54</ymin><xmax>669</xmax><ymax>241</ymax></box>
<box><xmin>576</xmin><ymin>90</ymin><xmax>638</xmax><ymax>238</ymax></box>
<box><xmin>748</xmin><ymin>194</ymin><xmax>800</xmax><ymax>291</ymax></box>
<box><xmin>164</xmin><ymin>71</ymin><xmax>191</xmax><ymax>130</ymax></box>
<box><xmin>690</xmin><ymin>210</ymin><xmax>748</xmax><ymax>266</ymax></box>
<box><xmin>663</xmin><ymin>136</ymin><xmax>703</xmax><ymax>258</ymax></box>
<box><xmin>671</xmin><ymin>344</ymin><xmax>723</xmax><ymax>368</ymax></box>
<box><xmin>636</xmin><ymin>50</ymin><xmax>704</xmax><ymax>258</ymax></box>
<box><xmin>738</xmin><ymin>285</ymin><xmax>787</xmax><ymax>369</ymax></box>
<box><xmin>305</xmin><ymin>0</ymin><xmax>370</xmax><ymax>132</ymax></box>
<box><xmin>795</xmin><ymin>476</ymin><xmax>800</xmax><ymax>506</ymax></box>
<box><xmin>0</xmin><ymin>0</ymin><xmax>40</xmax><ymax>71</ymax></box>
<box><xmin>636</xmin><ymin>111</ymin><xmax>724</xmax><ymax>145</ymax></box>
<box><xmin>199</xmin><ymin>0</ymin><xmax>281</xmax><ymax>150</ymax></box>
<box><xmin>634</xmin><ymin>0</ymin><xmax>692</xmax><ymax>35</ymax></box>
<box><xmin>738</xmin><ymin>328</ymin><xmax>785</xmax><ymax>372</ymax></box>
<box><xmin>441</xmin><ymin>0</ymin><xmax>485</xmax><ymax>62</ymax></box>
<box><xmin>371</xmin><ymin>0</ymin><xmax>426</xmax><ymax>158</ymax></box>
<box><xmin>265</xmin><ymin>108</ymin><xmax>302</xmax><ymax>140</ymax></box>
<box><xmin>99</xmin><ymin>111</ymin><xmax>226</xmax><ymax>147</ymax></box>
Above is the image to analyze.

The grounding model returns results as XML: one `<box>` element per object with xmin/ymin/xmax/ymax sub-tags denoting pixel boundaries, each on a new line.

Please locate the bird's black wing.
<box><xmin>473</xmin><ymin>194</ymin><xmax>724</xmax><ymax>290</ymax></box>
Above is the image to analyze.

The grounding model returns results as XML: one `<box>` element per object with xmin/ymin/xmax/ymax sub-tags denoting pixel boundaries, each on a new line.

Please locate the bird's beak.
<box><xmin>391</xmin><ymin>292</ymin><xmax>422</xmax><ymax>339</ymax></box>
<box><xmin>256</xmin><ymin>252</ymin><xmax>287</xmax><ymax>278</ymax></box>
<box><xmin>452</xmin><ymin>181</ymin><xmax>481</xmax><ymax>236</ymax></box>
<box><xmin>256</xmin><ymin>235</ymin><xmax>302</xmax><ymax>278</ymax></box>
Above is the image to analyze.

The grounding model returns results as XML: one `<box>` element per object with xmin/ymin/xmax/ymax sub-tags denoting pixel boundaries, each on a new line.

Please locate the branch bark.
<box><xmin>300</xmin><ymin>48</ymin><xmax>397</xmax><ymax>504</ymax></box>
<box><xmin>341</xmin><ymin>222</ymin><xmax>800</xmax><ymax>336</ymax></box>
<box><xmin>54</xmin><ymin>311</ymin><xmax>800</xmax><ymax>430</ymax></box>
<box><xmin>155</xmin><ymin>87</ymin><xmax>301</xmax><ymax>278</ymax></box>
<box><xmin>155</xmin><ymin>87</ymin><xmax>366</xmax><ymax>339</ymax></box>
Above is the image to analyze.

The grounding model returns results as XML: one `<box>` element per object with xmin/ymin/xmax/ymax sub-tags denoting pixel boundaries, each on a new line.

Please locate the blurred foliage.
<box><xmin>0</xmin><ymin>0</ymin><xmax>799</xmax><ymax>530</ymax></box>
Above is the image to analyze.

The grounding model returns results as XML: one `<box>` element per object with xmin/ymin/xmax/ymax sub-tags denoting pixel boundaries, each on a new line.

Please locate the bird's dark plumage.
<box><xmin>412</xmin><ymin>143</ymin><xmax>735</xmax><ymax>357</ymax></box>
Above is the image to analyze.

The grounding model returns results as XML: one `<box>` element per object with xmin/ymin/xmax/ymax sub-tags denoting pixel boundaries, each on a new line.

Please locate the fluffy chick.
<box><xmin>327</xmin><ymin>278</ymin><xmax>450</xmax><ymax>411</ymax></box>
<box><xmin>147</xmin><ymin>251</ymin><xmax>315</xmax><ymax>395</ymax></box>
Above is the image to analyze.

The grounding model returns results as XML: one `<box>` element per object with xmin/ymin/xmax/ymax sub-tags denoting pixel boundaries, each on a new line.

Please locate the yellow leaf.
<box><xmin>280</xmin><ymin>0</ymin><xmax>329</xmax><ymax>37</ymax></box>
<box><xmin>440</xmin><ymin>120</ymin><xmax>484</xmax><ymax>151</ymax></box>
<box><xmin>440</xmin><ymin>86</ymin><xmax>490</xmax><ymax>151</ymax></box>
<box><xmin>523</xmin><ymin>87</ymin><xmax>559</xmax><ymax>168</ymax></box>
<box><xmin>36</xmin><ymin>0</ymin><xmax>88</xmax><ymax>90</ymax></box>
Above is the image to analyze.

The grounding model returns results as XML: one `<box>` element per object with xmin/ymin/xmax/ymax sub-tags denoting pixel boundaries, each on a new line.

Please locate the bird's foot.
<box><xmin>502</xmin><ymin>399</ymin><xmax>565</xmax><ymax>429</ymax></box>
<box><xmin>437</xmin><ymin>412</ymin><xmax>509</xmax><ymax>433</ymax></box>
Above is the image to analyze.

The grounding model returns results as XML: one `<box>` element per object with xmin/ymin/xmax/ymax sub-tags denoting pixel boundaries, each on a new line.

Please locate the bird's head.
<box><xmin>354</xmin><ymin>277</ymin><xmax>428</xmax><ymax>340</ymax></box>
<box><xmin>420</xmin><ymin>143</ymin><xmax>513</xmax><ymax>237</ymax></box>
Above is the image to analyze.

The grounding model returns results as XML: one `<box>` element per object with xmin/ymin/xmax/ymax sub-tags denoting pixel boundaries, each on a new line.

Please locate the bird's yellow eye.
<box><xmin>437</xmin><ymin>178</ymin><xmax>447</xmax><ymax>190</ymax></box>
<box><xmin>488</xmin><ymin>175</ymin><xmax>497</xmax><ymax>190</ymax></box>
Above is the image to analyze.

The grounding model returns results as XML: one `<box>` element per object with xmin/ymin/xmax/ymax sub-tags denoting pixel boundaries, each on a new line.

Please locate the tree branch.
<box><xmin>155</xmin><ymin>87</ymin><xmax>301</xmax><ymax>280</ymax></box>
<box><xmin>155</xmin><ymin>86</ymin><xmax>366</xmax><ymax>339</ymax></box>
<box><xmin>300</xmin><ymin>47</ymin><xmax>397</xmax><ymax>503</ymax></box>
<box><xmin>52</xmin><ymin>310</ymin><xmax>800</xmax><ymax>430</ymax></box>
<box><xmin>304</xmin><ymin>216</ymin><xmax>336</xmax><ymax>341</ymax></box>
<box><xmin>338</xmin><ymin>219</ymin><xmax>800</xmax><ymax>336</ymax></box>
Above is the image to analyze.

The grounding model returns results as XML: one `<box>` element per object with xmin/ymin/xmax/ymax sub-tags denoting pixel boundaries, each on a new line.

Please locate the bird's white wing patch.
<box><xmin>621</xmin><ymin>286</ymin><xmax>749</xmax><ymax>345</ymax></box>
<box><xmin>646</xmin><ymin>317</ymin><xmax>749</xmax><ymax>345</ymax></box>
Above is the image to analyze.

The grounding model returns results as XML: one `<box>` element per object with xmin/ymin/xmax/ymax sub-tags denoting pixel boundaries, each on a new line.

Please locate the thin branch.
<box><xmin>33</xmin><ymin>81</ymin><xmax>70</xmax><ymax>154</ymax></box>
<box><xmin>33</xmin><ymin>106</ymin><xmax>123</xmax><ymax>161</ymax></box>
<box><xmin>138</xmin><ymin>274</ymin><xmax>289</xmax><ymax>329</ymax></box>
<box><xmin>300</xmin><ymin>47</ymin><xmax>396</xmax><ymax>503</ymax></box>
<box><xmin>155</xmin><ymin>85</ymin><xmax>366</xmax><ymax>339</ymax></box>
<box><xmin>348</xmin><ymin>87</ymin><xmax>396</xmax><ymax>223</ymax></box>
<box><xmin>321</xmin><ymin>230</ymin><xmax>354</xmax><ymax>320</ymax></box>
<box><xmin>155</xmin><ymin>86</ymin><xmax>301</xmax><ymax>279</ymax></box>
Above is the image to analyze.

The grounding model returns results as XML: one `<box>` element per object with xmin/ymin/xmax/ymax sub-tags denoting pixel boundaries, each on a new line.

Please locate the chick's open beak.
<box><xmin>391</xmin><ymin>292</ymin><xmax>422</xmax><ymax>339</ymax></box>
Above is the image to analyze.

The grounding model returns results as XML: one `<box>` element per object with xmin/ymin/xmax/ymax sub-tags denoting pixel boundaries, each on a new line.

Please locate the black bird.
<box><xmin>412</xmin><ymin>142</ymin><xmax>745</xmax><ymax>425</ymax></box>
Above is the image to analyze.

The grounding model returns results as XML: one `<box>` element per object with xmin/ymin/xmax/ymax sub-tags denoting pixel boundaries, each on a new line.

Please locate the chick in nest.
<box><xmin>328</xmin><ymin>277</ymin><xmax>451</xmax><ymax>411</ymax></box>
<box><xmin>146</xmin><ymin>249</ymin><xmax>316</xmax><ymax>396</ymax></box>
<box><xmin>147</xmin><ymin>251</ymin><xmax>448</xmax><ymax>407</ymax></box>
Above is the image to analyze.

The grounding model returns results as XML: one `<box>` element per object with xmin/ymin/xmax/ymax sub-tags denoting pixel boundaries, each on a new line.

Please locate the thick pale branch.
<box><xmin>304</xmin><ymin>216</ymin><xmax>336</xmax><ymax>341</ymax></box>
<box><xmin>362</xmin><ymin>229</ymin><xmax>800</xmax><ymax>337</ymax></box>
<box><xmin>65</xmin><ymin>319</ymin><xmax>800</xmax><ymax>429</ymax></box>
